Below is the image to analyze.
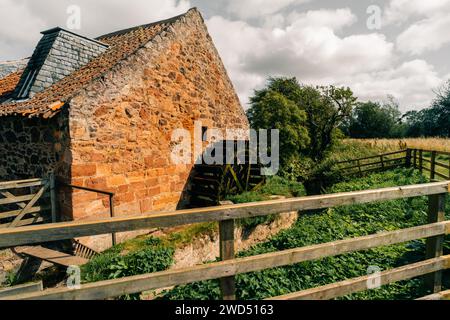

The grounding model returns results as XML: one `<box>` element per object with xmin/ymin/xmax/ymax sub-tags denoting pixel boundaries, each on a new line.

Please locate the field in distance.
<box><xmin>345</xmin><ymin>138</ymin><xmax>450</xmax><ymax>153</ymax></box>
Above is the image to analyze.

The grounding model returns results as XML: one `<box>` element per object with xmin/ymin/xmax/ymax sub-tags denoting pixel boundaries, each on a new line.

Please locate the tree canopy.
<box><xmin>247</xmin><ymin>77</ymin><xmax>357</xmax><ymax>166</ymax></box>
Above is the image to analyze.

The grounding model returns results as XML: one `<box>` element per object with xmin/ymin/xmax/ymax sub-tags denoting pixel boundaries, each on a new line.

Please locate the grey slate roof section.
<box><xmin>0</xmin><ymin>59</ymin><xmax>29</xmax><ymax>79</ymax></box>
<box><xmin>14</xmin><ymin>28</ymin><xmax>108</xmax><ymax>99</ymax></box>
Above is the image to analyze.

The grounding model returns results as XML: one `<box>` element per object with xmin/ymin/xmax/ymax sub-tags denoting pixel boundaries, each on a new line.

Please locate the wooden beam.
<box><xmin>269</xmin><ymin>256</ymin><xmax>450</xmax><ymax>300</ymax></box>
<box><xmin>336</xmin><ymin>150</ymin><xmax>406</xmax><ymax>164</ymax></box>
<box><xmin>0</xmin><ymin>181</ymin><xmax>448</xmax><ymax>248</ymax></box>
<box><xmin>405</xmin><ymin>149</ymin><xmax>412</xmax><ymax>168</ymax></box>
<box><xmin>4</xmin><ymin>221</ymin><xmax>449</xmax><ymax>300</ymax></box>
<box><xmin>0</xmin><ymin>179</ymin><xmax>44</xmax><ymax>190</ymax></box>
<box><xmin>430</xmin><ymin>151</ymin><xmax>437</xmax><ymax>180</ymax></box>
<box><xmin>0</xmin><ymin>206</ymin><xmax>50</xmax><ymax>220</ymax></box>
<box><xmin>417</xmin><ymin>289</ymin><xmax>450</xmax><ymax>300</ymax></box>
<box><xmin>0</xmin><ymin>281</ymin><xmax>43</xmax><ymax>298</ymax></box>
<box><xmin>425</xmin><ymin>193</ymin><xmax>447</xmax><ymax>293</ymax></box>
<box><xmin>9</xmin><ymin>182</ymin><xmax>49</xmax><ymax>228</ymax></box>
<box><xmin>219</xmin><ymin>219</ymin><xmax>236</xmax><ymax>300</ymax></box>
<box><xmin>0</xmin><ymin>216</ymin><xmax>47</xmax><ymax>229</ymax></box>
<box><xmin>0</xmin><ymin>194</ymin><xmax>36</xmax><ymax>206</ymax></box>
<box><xmin>50</xmin><ymin>174</ymin><xmax>57</xmax><ymax>223</ymax></box>
<box><xmin>419</xmin><ymin>150</ymin><xmax>423</xmax><ymax>174</ymax></box>
<box><xmin>21</xmin><ymin>246</ymin><xmax>89</xmax><ymax>267</ymax></box>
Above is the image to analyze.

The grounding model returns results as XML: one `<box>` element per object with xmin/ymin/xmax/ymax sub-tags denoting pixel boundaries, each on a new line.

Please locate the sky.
<box><xmin>1</xmin><ymin>0</ymin><xmax>450</xmax><ymax>112</ymax></box>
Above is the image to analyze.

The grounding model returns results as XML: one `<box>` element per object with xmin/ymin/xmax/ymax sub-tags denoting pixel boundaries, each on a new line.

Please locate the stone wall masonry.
<box><xmin>0</xmin><ymin>111</ymin><xmax>70</xmax><ymax>182</ymax></box>
<box><xmin>66</xmin><ymin>10</ymin><xmax>249</xmax><ymax>250</ymax></box>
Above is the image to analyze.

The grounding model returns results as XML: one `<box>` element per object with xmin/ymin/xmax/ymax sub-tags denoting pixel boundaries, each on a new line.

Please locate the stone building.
<box><xmin>0</xmin><ymin>8</ymin><xmax>249</xmax><ymax>250</ymax></box>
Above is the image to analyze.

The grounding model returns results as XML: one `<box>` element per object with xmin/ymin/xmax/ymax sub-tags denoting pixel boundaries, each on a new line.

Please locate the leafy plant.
<box><xmin>82</xmin><ymin>237</ymin><xmax>174</xmax><ymax>284</ymax></box>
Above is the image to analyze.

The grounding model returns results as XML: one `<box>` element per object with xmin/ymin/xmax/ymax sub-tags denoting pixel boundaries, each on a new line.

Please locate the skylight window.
<box><xmin>17</xmin><ymin>69</ymin><xmax>38</xmax><ymax>99</ymax></box>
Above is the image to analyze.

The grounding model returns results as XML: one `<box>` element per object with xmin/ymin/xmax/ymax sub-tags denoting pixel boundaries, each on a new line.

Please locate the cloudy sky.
<box><xmin>1</xmin><ymin>0</ymin><xmax>450</xmax><ymax>112</ymax></box>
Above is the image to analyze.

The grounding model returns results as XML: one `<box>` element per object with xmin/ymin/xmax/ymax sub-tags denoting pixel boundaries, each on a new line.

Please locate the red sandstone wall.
<box><xmin>65</xmin><ymin>10</ymin><xmax>249</xmax><ymax>250</ymax></box>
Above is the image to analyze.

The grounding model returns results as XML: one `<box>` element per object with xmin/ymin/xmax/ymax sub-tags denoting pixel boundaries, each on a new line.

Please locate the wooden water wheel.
<box><xmin>189</xmin><ymin>141</ymin><xmax>266</xmax><ymax>207</ymax></box>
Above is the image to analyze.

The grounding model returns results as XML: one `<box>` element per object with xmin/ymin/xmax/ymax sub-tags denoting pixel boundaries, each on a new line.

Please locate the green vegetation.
<box><xmin>343</xmin><ymin>99</ymin><xmax>405</xmax><ymax>139</ymax></box>
<box><xmin>161</xmin><ymin>168</ymin><xmax>449</xmax><ymax>300</ymax></box>
<box><xmin>81</xmin><ymin>237</ymin><xmax>174</xmax><ymax>284</ymax></box>
<box><xmin>247</xmin><ymin>77</ymin><xmax>357</xmax><ymax>180</ymax></box>
<box><xmin>227</xmin><ymin>176</ymin><xmax>305</xmax><ymax>230</ymax></box>
<box><xmin>342</xmin><ymin>81</ymin><xmax>450</xmax><ymax>139</ymax></box>
<box><xmin>303</xmin><ymin>139</ymin><xmax>391</xmax><ymax>194</ymax></box>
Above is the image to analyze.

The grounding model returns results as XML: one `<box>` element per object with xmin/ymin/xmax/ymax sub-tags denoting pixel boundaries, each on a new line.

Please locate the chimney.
<box><xmin>14</xmin><ymin>27</ymin><xmax>108</xmax><ymax>99</ymax></box>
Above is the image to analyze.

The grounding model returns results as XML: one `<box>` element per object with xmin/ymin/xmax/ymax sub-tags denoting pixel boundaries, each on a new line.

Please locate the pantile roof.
<box><xmin>0</xmin><ymin>9</ymin><xmax>193</xmax><ymax>118</ymax></box>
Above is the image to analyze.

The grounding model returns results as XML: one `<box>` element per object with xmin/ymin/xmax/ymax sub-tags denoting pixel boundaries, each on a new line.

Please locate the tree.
<box><xmin>247</xmin><ymin>84</ymin><xmax>310</xmax><ymax>169</ymax></box>
<box><xmin>303</xmin><ymin>85</ymin><xmax>356</xmax><ymax>160</ymax></box>
<box><xmin>401</xmin><ymin>81</ymin><xmax>450</xmax><ymax>137</ymax></box>
<box><xmin>346</xmin><ymin>100</ymin><xmax>404</xmax><ymax>138</ymax></box>
<box><xmin>430</xmin><ymin>81</ymin><xmax>450</xmax><ymax>137</ymax></box>
<box><xmin>248</xmin><ymin>77</ymin><xmax>357</xmax><ymax>165</ymax></box>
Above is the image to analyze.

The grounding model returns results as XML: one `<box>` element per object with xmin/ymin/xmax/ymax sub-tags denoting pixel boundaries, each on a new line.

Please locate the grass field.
<box><xmin>346</xmin><ymin>138</ymin><xmax>450</xmax><ymax>153</ymax></box>
<box><xmin>342</xmin><ymin>139</ymin><xmax>450</xmax><ymax>180</ymax></box>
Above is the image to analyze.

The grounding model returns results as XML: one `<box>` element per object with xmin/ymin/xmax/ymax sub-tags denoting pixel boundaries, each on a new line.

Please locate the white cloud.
<box><xmin>384</xmin><ymin>0</ymin><xmax>450</xmax><ymax>25</ymax></box>
<box><xmin>207</xmin><ymin>9</ymin><xmax>396</xmax><ymax>106</ymax></box>
<box><xmin>0</xmin><ymin>0</ymin><xmax>191</xmax><ymax>60</ymax></box>
<box><xmin>207</xmin><ymin>7</ymin><xmax>447</xmax><ymax>111</ymax></box>
<box><xmin>286</xmin><ymin>8</ymin><xmax>357</xmax><ymax>31</ymax></box>
<box><xmin>226</xmin><ymin>0</ymin><xmax>311</xmax><ymax>20</ymax></box>
<box><xmin>338</xmin><ymin>60</ymin><xmax>444</xmax><ymax>111</ymax></box>
<box><xmin>396</xmin><ymin>12</ymin><xmax>450</xmax><ymax>55</ymax></box>
<box><xmin>0</xmin><ymin>0</ymin><xmax>47</xmax><ymax>59</ymax></box>
<box><xmin>384</xmin><ymin>0</ymin><xmax>450</xmax><ymax>55</ymax></box>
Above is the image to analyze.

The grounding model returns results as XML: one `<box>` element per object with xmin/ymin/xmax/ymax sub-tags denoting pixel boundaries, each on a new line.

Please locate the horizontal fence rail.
<box><xmin>337</xmin><ymin>148</ymin><xmax>450</xmax><ymax>181</ymax></box>
<box><xmin>0</xmin><ymin>181</ymin><xmax>448</xmax><ymax>300</ymax></box>
<box><xmin>411</xmin><ymin>149</ymin><xmax>450</xmax><ymax>181</ymax></box>
<box><xmin>0</xmin><ymin>177</ymin><xmax>56</xmax><ymax>229</ymax></box>
<box><xmin>0</xmin><ymin>181</ymin><xmax>448</xmax><ymax>248</ymax></box>
<box><xmin>417</xmin><ymin>289</ymin><xmax>450</xmax><ymax>300</ymax></box>
<box><xmin>269</xmin><ymin>256</ymin><xmax>450</xmax><ymax>300</ymax></box>
<box><xmin>4</xmin><ymin>221</ymin><xmax>450</xmax><ymax>300</ymax></box>
<box><xmin>336</xmin><ymin>150</ymin><xmax>408</xmax><ymax>176</ymax></box>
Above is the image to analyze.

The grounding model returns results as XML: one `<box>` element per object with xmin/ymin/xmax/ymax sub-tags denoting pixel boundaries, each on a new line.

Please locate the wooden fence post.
<box><xmin>219</xmin><ymin>219</ymin><xmax>236</xmax><ymax>300</ymax></box>
<box><xmin>425</xmin><ymin>193</ymin><xmax>447</xmax><ymax>293</ymax></box>
<box><xmin>50</xmin><ymin>174</ymin><xmax>57</xmax><ymax>223</ymax></box>
<box><xmin>430</xmin><ymin>151</ymin><xmax>436</xmax><ymax>181</ymax></box>
<box><xmin>380</xmin><ymin>156</ymin><xmax>385</xmax><ymax>169</ymax></box>
<box><xmin>357</xmin><ymin>160</ymin><xmax>362</xmax><ymax>176</ymax></box>
<box><xmin>413</xmin><ymin>149</ymin><xmax>417</xmax><ymax>169</ymax></box>
<box><xmin>109</xmin><ymin>195</ymin><xmax>117</xmax><ymax>246</ymax></box>
<box><xmin>419</xmin><ymin>150</ymin><xmax>423</xmax><ymax>174</ymax></box>
<box><xmin>405</xmin><ymin>149</ymin><xmax>412</xmax><ymax>168</ymax></box>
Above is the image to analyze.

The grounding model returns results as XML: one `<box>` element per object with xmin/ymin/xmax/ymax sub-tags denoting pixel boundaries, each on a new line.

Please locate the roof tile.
<box><xmin>0</xmin><ymin>10</ymin><xmax>190</xmax><ymax>118</ymax></box>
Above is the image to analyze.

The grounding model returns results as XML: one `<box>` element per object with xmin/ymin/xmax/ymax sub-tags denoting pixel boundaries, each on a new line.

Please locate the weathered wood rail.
<box><xmin>337</xmin><ymin>148</ymin><xmax>450</xmax><ymax>181</ymax></box>
<box><xmin>0</xmin><ymin>176</ymin><xmax>56</xmax><ymax>229</ymax></box>
<box><xmin>0</xmin><ymin>180</ymin><xmax>448</xmax><ymax>300</ymax></box>
<box><xmin>410</xmin><ymin>149</ymin><xmax>450</xmax><ymax>181</ymax></box>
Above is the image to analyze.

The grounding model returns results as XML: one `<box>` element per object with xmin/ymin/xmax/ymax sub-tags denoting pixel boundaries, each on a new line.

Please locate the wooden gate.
<box><xmin>0</xmin><ymin>177</ymin><xmax>56</xmax><ymax>229</ymax></box>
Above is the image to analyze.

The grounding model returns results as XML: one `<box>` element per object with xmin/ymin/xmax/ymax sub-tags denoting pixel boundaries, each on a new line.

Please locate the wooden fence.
<box><xmin>0</xmin><ymin>176</ymin><xmax>56</xmax><ymax>229</ymax></box>
<box><xmin>0</xmin><ymin>180</ymin><xmax>448</xmax><ymax>300</ymax></box>
<box><xmin>337</xmin><ymin>149</ymin><xmax>450</xmax><ymax>181</ymax></box>
<box><xmin>410</xmin><ymin>149</ymin><xmax>450</xmax><ymax>181</ymax></box>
